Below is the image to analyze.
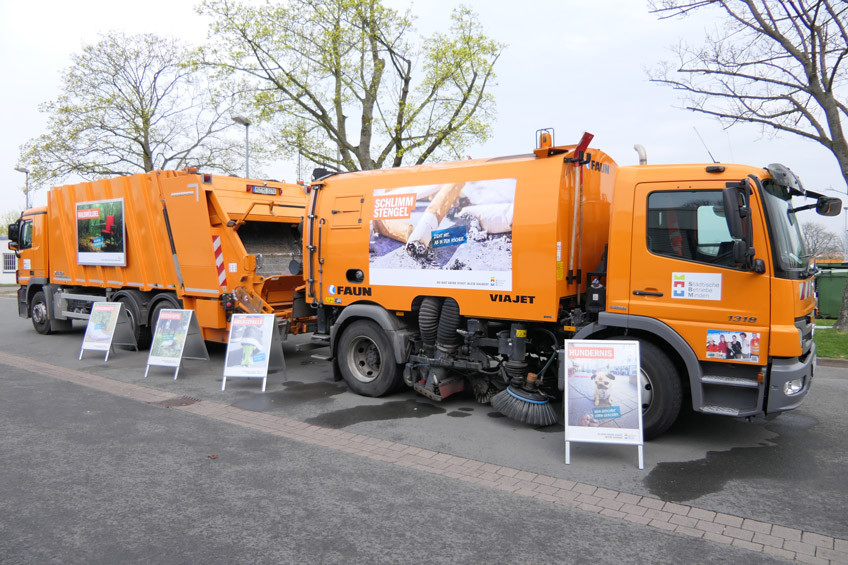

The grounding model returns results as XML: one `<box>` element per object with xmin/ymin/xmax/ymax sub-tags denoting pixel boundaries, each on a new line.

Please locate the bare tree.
<box><xmin>18</xmin><ymin>32</ymin><xmax>247</xmax><ymax>189</ymax></box>
<box><xmin>649</xmin><ymin>1</ymin><xmax>848</xmax><ymax>186</ymax></box>
<box><xmin>649</xmin><ymin>0</ymin><xmax>848</xmax><ymax>330</ymax></box>
<box><xmin>198</xmin><ymin>0</ymin><xmax>503</xmax><ymax>173</ymax></box>
<box><xmin>803</xmin><ymin>221</ymin><xmax>846</xmax><ymax>258</ymax></box>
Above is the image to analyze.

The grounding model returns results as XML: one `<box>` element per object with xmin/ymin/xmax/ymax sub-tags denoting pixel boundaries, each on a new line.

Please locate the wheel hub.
<box><xmin>640</xmin><ymin>369</ymin><xmax>654</xmax><ymax>413</ymax></box>
<box><xmin>32</xmin><ymin>302</ymin><xmax>48</xmax><ymax>324</ymax></box>
<box><xmin>348</xmin><ymin>336</ymin><xmax>382</xmax><ymax>383</ymax></box>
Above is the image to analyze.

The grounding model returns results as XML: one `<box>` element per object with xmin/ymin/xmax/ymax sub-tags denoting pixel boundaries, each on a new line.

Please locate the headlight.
<box><xmin>784</xmin><ymin>377</ymin><xmax>805</xmax><ymax>396</ymax></box>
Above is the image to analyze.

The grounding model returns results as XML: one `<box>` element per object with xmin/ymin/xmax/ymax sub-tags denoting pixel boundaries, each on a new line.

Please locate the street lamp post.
<box><xmin>14</xmin><ymin>167</ymin><xmax>30</xmax><ymax>208</ymax></box>
<box><xmin>233</xmin><ymin>116</ymin><xmax>251</xmax><ymax>178</ymax></box>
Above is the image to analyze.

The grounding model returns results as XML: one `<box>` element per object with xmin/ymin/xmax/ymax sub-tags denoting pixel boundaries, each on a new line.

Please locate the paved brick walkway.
<box><xmin>2</xmin><ymin>350</ymin><xmax>846</xmax><ymax>565</ymax></box>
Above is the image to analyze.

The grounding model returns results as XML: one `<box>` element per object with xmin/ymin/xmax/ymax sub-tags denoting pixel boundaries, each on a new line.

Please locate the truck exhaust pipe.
<box><xmin>634</xmin><ymin>144</ymin><xmax>647</xmax><ymax>165</ymax></box>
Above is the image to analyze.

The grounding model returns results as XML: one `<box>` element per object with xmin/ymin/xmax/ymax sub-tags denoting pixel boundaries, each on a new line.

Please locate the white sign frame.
<box><xmin>79</xmin><ymin>302</ymin><xmax>138</xmax><ymax>361</ymax></box>
<box><xmin>563</xmin><ymin>340</ymin><xmax>644</xmax><ymax>469</ymax></box>
<box><xmin>222</xmin><ymin>314</ymin><xmax>285</xmax><ymax>392</ymax></box>
<box><xmin>367</xmin><ymin>179</ymin><xmax>516</xmax><ymax>292</ymax></box>
<box><xmin>144</xmin><ymin>309</ymin><xmax>209</xmax><ymax>380</ymax></box>
<box><xmin>75</xmin><ymin>198</ymin><xmax>127</xmax><ymax>267</ymax></box>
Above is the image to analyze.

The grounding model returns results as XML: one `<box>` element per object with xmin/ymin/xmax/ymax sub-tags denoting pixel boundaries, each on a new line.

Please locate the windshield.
<box><xmin>760</xmin><ymin>178</ymin><xmax>809</xmax><ymax>275</ymax></box>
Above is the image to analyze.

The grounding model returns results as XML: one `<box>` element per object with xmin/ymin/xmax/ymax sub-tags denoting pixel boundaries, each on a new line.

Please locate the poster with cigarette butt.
<box><xmin>369</xmin><ymin>179</ymin><xmax>516</xmax><ymax>291</ymax></box>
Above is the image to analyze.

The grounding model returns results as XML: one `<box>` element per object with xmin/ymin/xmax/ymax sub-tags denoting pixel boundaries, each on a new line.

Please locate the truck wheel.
<box><xmin>30</xmin><ymin>291</ymin><xmax>52</xmax><ymax>335</ymax></box>
<box><xmin>337</xmin><ymin>320</ymin><xmax>402</xmax><ymax>397</ymax></box>
<box><xmin>148</xmin><ymin>302</ymin><xmax>170</xmax><ymax>336</ymax></box>
<box><xmin>637</xmin><ymin>340</ymin><xmax>683</xmax><ymax>440</ymax></box>
<box><xmin>118</xmin><ymin>297</ymin><xmax>151</xmax><ymax>349</ymax></box>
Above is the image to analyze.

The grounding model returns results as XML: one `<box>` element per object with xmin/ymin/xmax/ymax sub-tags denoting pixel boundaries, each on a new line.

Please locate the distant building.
<box><xmin>0</xmin><ymin>237</ymin><xmax>17</xmax><ymax>285</ymax></box>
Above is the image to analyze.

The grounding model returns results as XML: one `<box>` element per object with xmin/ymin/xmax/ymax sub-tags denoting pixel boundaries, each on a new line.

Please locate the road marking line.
<box><xmin>1</xmin><ymin>350</ymin><xmax>845</xmax><ymax>564</ymax></box>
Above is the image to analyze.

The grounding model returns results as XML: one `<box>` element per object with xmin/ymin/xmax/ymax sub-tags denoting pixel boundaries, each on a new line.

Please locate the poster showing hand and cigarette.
<box><xmin>368</xmin><ymin>179</ymin><xmax>516</xmax><ymax>291</ymax></box>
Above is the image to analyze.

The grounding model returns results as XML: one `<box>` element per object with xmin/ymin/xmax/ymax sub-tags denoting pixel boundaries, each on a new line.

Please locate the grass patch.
<box><xmin>814</xmin><ymin>328</ymin><xmax>848</xmax><ymax>359</ymax></box>
<box><xmin>815</xmin><ymin>318</ymin><xmax>834</xmax><ymax>327</ymax></box>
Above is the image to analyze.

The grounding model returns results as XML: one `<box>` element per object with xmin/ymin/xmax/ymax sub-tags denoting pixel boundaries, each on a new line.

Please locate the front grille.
<box><xmin>795</xmin><ymin>314</ymin><xmax>813</xmax><ymax>355</ymax></box>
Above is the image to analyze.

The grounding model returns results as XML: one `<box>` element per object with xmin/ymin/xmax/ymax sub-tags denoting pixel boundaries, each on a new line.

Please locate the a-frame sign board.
<box><xmin>144</xmin><ymin>309</ymin><xmax>209</xmax><ymax>380</ymax></box>
<box><xmin>79</xmin><ymin>302</ymin><xmax>138</xmax><ymax>361</ymax></box>
<box><xmin>221</xmin><ymin>314</ymin><xmax>286</xmax><ymax>392</ymax></box>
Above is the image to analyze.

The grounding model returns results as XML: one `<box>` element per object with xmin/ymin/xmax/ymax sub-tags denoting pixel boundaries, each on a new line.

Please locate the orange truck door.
<box><xmin>628</xmin><ymin>183</ymin><xmax>770</xmax><ymax>366</ymax></box>
<box><xmin>17</xmin><ymin>211</ymin><xmax>49</xmax><ymax>284</ymax></box>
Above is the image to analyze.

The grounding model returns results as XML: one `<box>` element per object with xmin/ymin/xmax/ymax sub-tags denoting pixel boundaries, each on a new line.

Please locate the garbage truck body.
<box><xmin>8</xmin><ymin>170</ymin><xmax>309</xmax><ymax>348</ymax></box>
<box><xmin>302</xmin><ymin>134</ymin><xmax>840</xmax><ymax>438</ymax></box>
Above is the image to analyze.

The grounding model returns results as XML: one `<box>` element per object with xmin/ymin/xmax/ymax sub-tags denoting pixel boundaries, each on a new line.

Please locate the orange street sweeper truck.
<box><xmin>300</xmin><ymin>130</ymin><xmax>840</xmax><ymax>438</ymax></box>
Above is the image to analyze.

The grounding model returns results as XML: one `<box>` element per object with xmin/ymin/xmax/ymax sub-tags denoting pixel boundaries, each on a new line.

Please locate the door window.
<box><xmin>647</xmin><ymin>191</ymin><xmax>737</xmax><ymax>268</ymax></box>
<box><xmin>20</xmin><ymin>220</ymin><xmax>33</xmax><ymax>250</ymax></box>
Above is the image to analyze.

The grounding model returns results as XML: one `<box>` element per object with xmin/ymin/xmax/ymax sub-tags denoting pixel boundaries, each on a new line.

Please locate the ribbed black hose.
<box><xmin>437</xmin><ymin>298</ymin><xmax>461</xmax><ymax>348</ymax></box>
<box><xmin>419</xmin><ymin>297</ymin><xmax>442</xmax><ymax>347</ymax></box>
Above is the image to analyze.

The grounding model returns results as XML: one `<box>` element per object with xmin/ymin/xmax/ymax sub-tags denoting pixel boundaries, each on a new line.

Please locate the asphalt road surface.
<box><xmin>1</xmin><ymin>295</ymin><xmax>845</xmax><ymax>563</ymax></box>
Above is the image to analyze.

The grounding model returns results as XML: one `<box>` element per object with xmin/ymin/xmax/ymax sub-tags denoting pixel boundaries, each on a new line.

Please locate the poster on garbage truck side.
<box><xmin>76</xmin><ymin>198</ymin><xmax>126</xmax><ymax>266</ymax></box>
<box><xmin>368</xmin><ymin>179</ymin><xmax>515</xmax><ymax>291</ymax></box>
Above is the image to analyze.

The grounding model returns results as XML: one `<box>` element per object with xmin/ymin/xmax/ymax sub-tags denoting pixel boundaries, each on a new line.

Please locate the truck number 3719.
<box><xmin>728</xmin><ymin>315</ymin><xmax>758</xmax><ymax>323</ymax></box>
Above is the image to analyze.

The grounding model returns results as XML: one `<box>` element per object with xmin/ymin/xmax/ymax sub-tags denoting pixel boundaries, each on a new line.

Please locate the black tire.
<box><xmin>118</xmin><ymin>296</ymin><xmax>151</xmax><ymax>349</ymax></box>
<box><xmin>30</xmin><ymin>291</ymin><xmax>52</xmax><ymax>335</ymax></box>
<box><xmin>634</xmin><ymin>339</ymin><xmax>683</xmax><ymax>440</ymax></box>
<box><xmin>337</xmin><ymin>320</ymin><xmax>403</xmax><ymax>397</ymax></box>
<box><xmin>148</xmin><ymin>301</ymin><xmax>169</xmax><ymax>336</ymax></box>
<box><xmin>148</xmin><ymin>295</ymin><xmax>182</xmax><ymax>336</ymax></box>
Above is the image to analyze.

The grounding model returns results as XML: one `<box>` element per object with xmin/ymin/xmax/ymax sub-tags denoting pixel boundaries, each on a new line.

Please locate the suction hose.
<box><xmin>436</xmin><ymin>298</ymin><xmax>461</xmax><ymax>350</ymax></box>
<box><xmin>418</xmin><ymin>297</ymin><xmax>442</xmax><ymax>348</ymax></box>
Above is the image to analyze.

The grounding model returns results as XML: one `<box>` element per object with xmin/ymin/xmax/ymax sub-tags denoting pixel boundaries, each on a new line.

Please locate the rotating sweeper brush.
<box><xmin>490</xmin><ymin>375</ymin><xmax>558</xmax><ymax>427</ymax></box>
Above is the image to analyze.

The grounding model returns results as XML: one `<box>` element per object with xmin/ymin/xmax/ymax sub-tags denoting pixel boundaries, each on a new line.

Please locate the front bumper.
<box><xmin>767</xmin><ymin>342</ymin><xmax>815</xmax><ymax>414</ymax></box>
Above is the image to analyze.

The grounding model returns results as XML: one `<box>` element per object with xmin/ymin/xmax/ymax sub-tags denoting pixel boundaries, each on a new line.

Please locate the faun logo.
<box><xmin>585</xmin><ymin>159</ymin><xmax>611</xmax><ymax>174</ymax></box>
<box><xmin>336</xmin><ymin>286</ymin><xmax>372</xmax><ymax>296</ymax></box>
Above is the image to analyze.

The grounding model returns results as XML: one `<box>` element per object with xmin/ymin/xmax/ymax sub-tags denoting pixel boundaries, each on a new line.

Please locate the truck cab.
<box><xmin>583</xmin><ymin>160</ymin><xmax>840</xmax><ymax>433</ymax></box>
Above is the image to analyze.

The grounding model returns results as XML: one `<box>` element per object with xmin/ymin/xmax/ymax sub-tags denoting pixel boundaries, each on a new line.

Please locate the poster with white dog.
<box><xmin>564</xmin><ymin>340</ymin><xmax>644</xmax><ymax>468</ymax></box>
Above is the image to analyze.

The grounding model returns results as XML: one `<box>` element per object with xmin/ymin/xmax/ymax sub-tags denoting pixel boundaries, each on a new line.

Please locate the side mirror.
<box><xmin>732</xmin><ymin>240</ymin><xmax>748</xmax><ymax>264</ymax></box>
<box><xmin>816</xmin><ymin>196</ymin><xmax>842</xmax><ymax>217</ymax></box>
<box><xmin>724</xmin><ymin>181</ymin><xmax>761</xmax><ymax>272</ymax></box>
<box><xmin>722</xmin><ymin>183</ymin><xmax>748</xmax><ymax>241</ymax></box>
<box><xmin>7</xmin><ymin>222</ymin><xmax>19</xmax><ymax>250</ymax></box>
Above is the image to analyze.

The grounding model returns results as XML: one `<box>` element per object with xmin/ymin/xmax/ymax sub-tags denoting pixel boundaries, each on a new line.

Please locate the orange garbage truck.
<box><xmin>302</xmin><ymin>130</ymin><xmax>841</xmax><ymax>438</ymax></box>
<box><xmin>8</xmin><ymin>169</ymin><xmax>310</xmax><ymax>348</ymax></box>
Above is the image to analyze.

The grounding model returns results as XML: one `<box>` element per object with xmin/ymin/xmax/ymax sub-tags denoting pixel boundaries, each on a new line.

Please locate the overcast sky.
<box><xmin>1</xmin><ymin>0</ymin><xmax>846</xmax><ymax>234</ymax></box>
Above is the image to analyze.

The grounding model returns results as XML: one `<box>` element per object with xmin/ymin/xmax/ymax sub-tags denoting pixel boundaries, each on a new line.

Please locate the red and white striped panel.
<box><xmin>212</xmin><ymin>235</ymin><xmax>226</xmax><ymax>290</ymax></box>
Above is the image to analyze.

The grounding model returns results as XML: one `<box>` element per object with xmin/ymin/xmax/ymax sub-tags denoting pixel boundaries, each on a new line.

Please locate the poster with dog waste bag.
<box><xmin>564</xmin><ymin>340</ymin><xmax>643</xmax><ymax>445</ymax></box>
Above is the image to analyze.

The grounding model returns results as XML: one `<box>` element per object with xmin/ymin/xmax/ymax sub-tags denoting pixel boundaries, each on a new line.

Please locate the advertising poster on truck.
<box><xmin>76</xmin><ymin>198</ymin><xmax>126</xmax><ymax>266</ymax></box>
<box><xmin>564</xmin><ymin>340</ymin><xmax>643</xmax><ymax>444</ymax></box>
<box><xmin>368</xmin><ymin>179</ymin><xmax>516</xmax><ymax>291</ymax></box>
<box><xmin>705</xmin><ymin>329</ymin><xmax>761</xmax><ymax>362</ymax></box>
